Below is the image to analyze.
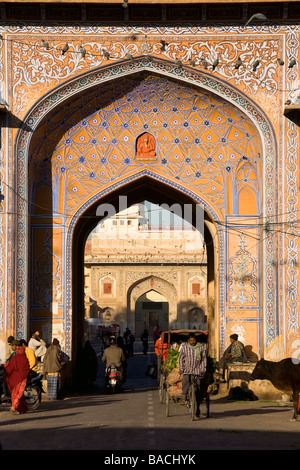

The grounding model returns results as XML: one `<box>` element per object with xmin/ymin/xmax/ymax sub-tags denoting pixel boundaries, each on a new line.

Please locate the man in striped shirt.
<box><xmin>178</xmin><ymin>333</ymin><xmax>207</xmax><ymax>417</ymax></box>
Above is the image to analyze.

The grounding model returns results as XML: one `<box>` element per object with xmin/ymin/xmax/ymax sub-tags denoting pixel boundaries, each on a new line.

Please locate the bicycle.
<box><xmin>165</xmin><ymin>374</ymin><xmax>199</xmax><ymax>420</ymax></box>
<box><xmin>185</xmin><ymin>373</ymin><xmax>211</xmax><ymax>420</ymax></box>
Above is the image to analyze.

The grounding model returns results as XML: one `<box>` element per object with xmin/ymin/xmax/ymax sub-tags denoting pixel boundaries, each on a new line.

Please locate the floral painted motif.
<box><xmin>229</xmin><ymin>233</ymin><xmax>257</xmax><ymax>306</ymax></box>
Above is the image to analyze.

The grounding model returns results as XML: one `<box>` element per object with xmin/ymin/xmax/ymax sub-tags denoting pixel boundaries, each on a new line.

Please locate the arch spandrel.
<box><xmin>28</xmin><ymin>71</ymin><xmax>263</xmax><ymax>222</ymax></box>
<box><xmin>13</xmin><ymin>57</ymin><xmax>277</xmax><ymax>359</ymax></box>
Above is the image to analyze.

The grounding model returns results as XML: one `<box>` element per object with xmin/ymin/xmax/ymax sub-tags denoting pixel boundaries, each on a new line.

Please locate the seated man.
<box><xmin>217</xmin><ymin>333</ymin><xmax>248</xmax><ymax>380</ymax></box>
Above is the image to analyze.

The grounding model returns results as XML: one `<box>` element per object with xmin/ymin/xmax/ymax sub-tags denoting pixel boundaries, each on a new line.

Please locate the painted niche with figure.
<box><xmin>135</xmin><ymin>132</ymin><xmax>157</xmax><ymax>162</ymax></box>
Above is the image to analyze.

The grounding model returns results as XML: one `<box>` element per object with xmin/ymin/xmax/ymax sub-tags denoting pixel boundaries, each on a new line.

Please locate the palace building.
<box><xmin>84</xmin><ymin>202</ymin><xmax>210</xmax><ymax>346</ymax></box>
<box><xmin>0</xmin><ymin>0</ymin><xmax>300</xmax><ymax>382</ymax></box>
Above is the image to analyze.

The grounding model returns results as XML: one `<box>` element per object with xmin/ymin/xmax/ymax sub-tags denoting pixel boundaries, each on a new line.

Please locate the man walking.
<box><xmin>43</xmin><ymin>338</ymin><xmax>63</xmax><ymax>400</ymax></box>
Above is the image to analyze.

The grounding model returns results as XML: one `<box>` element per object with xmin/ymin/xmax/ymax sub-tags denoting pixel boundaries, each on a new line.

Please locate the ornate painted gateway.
<box><xmin>0</xmin><ymin>1</ymin><xmax>300</xmax><ymax>376</ymax></box>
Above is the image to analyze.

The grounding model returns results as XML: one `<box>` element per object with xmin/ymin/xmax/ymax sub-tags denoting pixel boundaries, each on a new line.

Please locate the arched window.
<box><xmin>235</xmin><ymin>160</ymin><xmax>259</xmax><ymax>214</ymax></box>
<box><xmin>99</xmin><ymin>275</ymin><xmax>116</xmax><ymax>297</ymax></box>
<box><xmin>238</xmin><ymin>187</ymin><xmax>258</xmax><ymax>215</ymax></box>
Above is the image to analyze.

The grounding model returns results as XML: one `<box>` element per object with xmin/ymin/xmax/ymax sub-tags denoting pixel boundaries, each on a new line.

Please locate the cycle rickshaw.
<box><xmin>157</xmin><ymin>329</ymin><xmax>213</xmax><ymax>420</ymax></box>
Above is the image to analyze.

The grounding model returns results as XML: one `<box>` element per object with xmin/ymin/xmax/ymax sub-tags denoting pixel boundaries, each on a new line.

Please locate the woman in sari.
<box><xmin>5</xmin><ymin>340</ymin><xmax>30</xmax><ymax>414</ymax></box>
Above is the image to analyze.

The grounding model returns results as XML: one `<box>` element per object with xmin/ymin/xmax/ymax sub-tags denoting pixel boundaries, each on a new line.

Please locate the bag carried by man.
<box><xmin>145</xmin><ymin>362</ymin><xmax>157</xmax><ymax>379</ymax></box>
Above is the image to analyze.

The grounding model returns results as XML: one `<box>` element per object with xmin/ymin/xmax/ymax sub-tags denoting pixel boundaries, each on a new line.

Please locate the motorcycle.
<box><xmin>0</xmin><ymin>369</ymin><xmax>44</xmax><ymax>411</ymax></box>
<box><xmin>24</xmin><ymin>372</ymin><xmax>44</xmax><ymax>410</ymax></box>
<box><xmin>104</xmin><ymin>363</ymin><xmax>123</xmax><ymax>393</ymax></box>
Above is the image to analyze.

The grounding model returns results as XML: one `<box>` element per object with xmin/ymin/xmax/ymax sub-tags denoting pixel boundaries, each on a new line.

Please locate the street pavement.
<box><xmin>0</xmin><ymin>339</ymin><xmax>300</xmax><ymax>453</ymax></box>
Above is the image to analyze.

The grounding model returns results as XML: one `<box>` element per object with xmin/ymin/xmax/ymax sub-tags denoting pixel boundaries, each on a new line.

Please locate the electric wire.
<box><xmin>2</xmin><ymin>179</ymin><xmax>300</xmax><ymax>239</ymax></box>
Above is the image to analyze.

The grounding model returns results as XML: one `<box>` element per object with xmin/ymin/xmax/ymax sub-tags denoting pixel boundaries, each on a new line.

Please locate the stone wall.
<box><xmin>227</xmin><ymin>363</ymin><xmax>290</xmax><ymax>401</ymax></box>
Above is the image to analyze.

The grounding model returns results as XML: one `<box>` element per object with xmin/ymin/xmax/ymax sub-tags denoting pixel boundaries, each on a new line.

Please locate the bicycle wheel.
<box><xmin>190</xmin><ymin>381</ymin><xmax>197</xmax><ymax>421</ymax></box>
<box><xmin>166</xmin><ymin>385</ymin><xmax>170</xmax><ymax>417</ymax></box>
<box><xmin>158</xmin><ymin>374</ymin><xmax>166</xmax><ymax>404</ymax></box>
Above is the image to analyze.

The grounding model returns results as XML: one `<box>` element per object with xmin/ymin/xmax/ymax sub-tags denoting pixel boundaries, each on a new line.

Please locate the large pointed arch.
<box><xmin>12</xmin><ymin>55</ymin><xmax>277</xmax><ymax>361</ymax></box>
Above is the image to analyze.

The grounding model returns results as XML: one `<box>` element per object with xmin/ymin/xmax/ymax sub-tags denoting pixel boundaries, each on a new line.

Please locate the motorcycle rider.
<box><xmin>20</xmin><ymin>339</ymin><xmax>38</xmax><ymax>374</ymax></box>
<box><xmin>102</xmin><ymin>336</ymin><xmax>127</xmax><ymax>384</ymax></box>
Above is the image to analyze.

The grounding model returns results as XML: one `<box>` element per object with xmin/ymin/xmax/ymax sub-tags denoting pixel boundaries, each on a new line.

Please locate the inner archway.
<box><xmin>83</xmin><ymin>196</ymin><xmax>213</xmax><ymax>360</ymax></box>
<box><xmin>72</xmin><ymin>176</ymin><xmax>218</xmax><ymax>372</ymax></box>
<box><xmin>135</xmin><ymin>290</ymin><xmax>169</xmax><ymax>338</ymax></box>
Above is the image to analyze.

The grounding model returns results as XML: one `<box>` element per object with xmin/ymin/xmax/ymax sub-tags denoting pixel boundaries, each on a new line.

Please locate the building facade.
<box><xmin>84</xmin><ymin>203</ymin><xmax>209</xmax><ymax>344</ymax></box>
<box><xmin>0</xmin><ymin>0</ymin><xmax>300</xmax><ymax>377</ymax></box>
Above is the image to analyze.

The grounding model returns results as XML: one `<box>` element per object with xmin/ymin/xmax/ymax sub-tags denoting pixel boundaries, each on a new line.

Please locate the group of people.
<box><xmin>1</xmin><ymin>325</ymin><xmax>248</xmax><ymax>416</ymax></box>
<box><xmin>1</xmin><ymin>332</ymin><xmax>66</xmax><ymax>414</ymax></box>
